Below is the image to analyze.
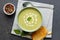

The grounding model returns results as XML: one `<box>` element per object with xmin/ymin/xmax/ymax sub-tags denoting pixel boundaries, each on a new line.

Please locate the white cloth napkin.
<box><xmin>11</xmin><ymin>0</ymin><xmax>54</xmax><ymax>38</ymax></box>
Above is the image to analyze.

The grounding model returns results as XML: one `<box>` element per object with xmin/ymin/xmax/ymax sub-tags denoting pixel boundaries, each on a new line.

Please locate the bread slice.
<box><xmin>32</xmin><ymin>26</ymin><xmax>48</xmax><ymax>40</ymax></box>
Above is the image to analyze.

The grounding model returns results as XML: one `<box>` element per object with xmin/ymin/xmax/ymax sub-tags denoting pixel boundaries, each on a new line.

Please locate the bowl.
<box><xmin>3</xmin><ymin>3</ymin><xmax>15</xmax><ymax>15</ymax></box>
<box><xmin>17</xmin><ymin>7</ymin><xmax>42</xmax><ymax>32</ymax></box>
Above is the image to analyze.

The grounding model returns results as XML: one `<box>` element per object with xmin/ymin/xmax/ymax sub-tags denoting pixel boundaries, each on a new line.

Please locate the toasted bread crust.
<box><xmin>32</xmin><ymin>26</ymin><xmax>48</xmax><ymax>40</ymax></box>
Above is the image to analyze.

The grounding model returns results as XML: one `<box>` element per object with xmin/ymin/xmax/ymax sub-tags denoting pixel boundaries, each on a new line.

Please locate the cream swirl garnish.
<box><xmin>24</xmin><ymin>13</ymin><xmax>37</xmax><ymax>26</ymax></box>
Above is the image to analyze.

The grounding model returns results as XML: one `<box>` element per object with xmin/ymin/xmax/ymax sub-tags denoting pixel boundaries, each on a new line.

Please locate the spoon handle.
<box><xmin>34</xmin><ymin>6</ymin><xmax>53</xmax><ymax>9</ymax></box>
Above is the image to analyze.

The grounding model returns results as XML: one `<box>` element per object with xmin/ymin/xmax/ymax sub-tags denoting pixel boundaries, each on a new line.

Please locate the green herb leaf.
<box><xmin>21</xmin><ymin>31</ymin><xmax>29</xmax><ymax>36</ymax></box>
<box><xmin>14</xmin><ymin>30</ymin><xmax>30</xmax><ymax>36</ymax></box>
<box><xmin>27</xmin><ymin>17</ymin><xmax>32</xmax><ymax>21</ymax></box>
<box><xmin>14</xmin><ymin>29</ymin><xmax>21</xmax><ymax>34</ymax></box>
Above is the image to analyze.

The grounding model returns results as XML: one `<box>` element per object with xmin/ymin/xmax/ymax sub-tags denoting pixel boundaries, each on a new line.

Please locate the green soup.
<box><xmin>18</xmin><ymin>7</ymin><xmax>42</xmax><ymax>32</ymax></box>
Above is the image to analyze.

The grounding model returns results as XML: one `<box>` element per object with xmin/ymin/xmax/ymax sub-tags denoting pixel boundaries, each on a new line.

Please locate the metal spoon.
<box><xmin>23</xmin><ymin>2</ymin><xmax>53</xmax><ymax>9</ymax></box>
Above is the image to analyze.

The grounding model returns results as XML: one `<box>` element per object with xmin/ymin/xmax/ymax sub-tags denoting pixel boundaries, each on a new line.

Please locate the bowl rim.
<box><xmin>17</xmin><ymin>7</ymin><xmax>42</xmax><ymax>32</ymax></box>
<box><xmin>3</xmin><ymin>3</ymin><xmax>15</xmax><ymax>15</ymax></box>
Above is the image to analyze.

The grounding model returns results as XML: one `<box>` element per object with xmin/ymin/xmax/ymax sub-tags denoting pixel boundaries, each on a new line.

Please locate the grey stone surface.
<box><xmin>0</xmin><ymin>0</ymin><xmax>60</xmax><ymax>40</ymax></box>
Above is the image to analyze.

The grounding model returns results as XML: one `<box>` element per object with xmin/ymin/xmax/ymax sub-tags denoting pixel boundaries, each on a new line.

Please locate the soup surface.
<box><xmin>18</xmin><ymin>7</ymin><xmax>42</xmax><ymax>31</ymax></box>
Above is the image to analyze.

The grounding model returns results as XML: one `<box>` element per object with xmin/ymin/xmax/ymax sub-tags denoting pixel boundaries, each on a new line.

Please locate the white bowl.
<box><xmin>17</xmin><ymin>7</ymin><xmax>42</xmax><ymax>32</ymax></box>
<box><xmin>3</xmin><ymin>3</ymin><xmax>15</xmax><ymax>15</ymax></box>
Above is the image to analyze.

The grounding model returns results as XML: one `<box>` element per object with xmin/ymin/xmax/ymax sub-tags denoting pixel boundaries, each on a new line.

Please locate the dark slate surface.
<box><xmin>0</xmin><ymin>0</ymin><xmax>60</xmax><ymax>40</ymax></box>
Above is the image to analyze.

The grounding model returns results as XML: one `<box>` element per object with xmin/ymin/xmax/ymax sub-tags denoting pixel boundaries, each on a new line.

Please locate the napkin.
<box><xmin>11</xmin><ymin>0</ymin><xmax>54</xmax><ymax>38</ymax></box>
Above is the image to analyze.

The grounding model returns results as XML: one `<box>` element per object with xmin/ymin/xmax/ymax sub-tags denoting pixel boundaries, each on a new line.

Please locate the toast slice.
<box><xmin>32</xmin><ymin>26</ymin><xmax>48</xmax><ymax>40</ymax></box>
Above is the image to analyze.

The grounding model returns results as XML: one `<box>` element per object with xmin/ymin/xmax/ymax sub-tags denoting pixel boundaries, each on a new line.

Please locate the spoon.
<box><xmin>23</xmin><ymin>2</ymin><xmax>53</xmax><ymax>9</ymax></box>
